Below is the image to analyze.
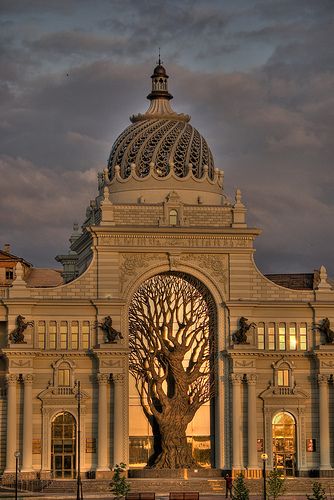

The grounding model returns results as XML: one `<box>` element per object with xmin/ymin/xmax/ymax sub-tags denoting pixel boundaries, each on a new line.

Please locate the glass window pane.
<box><xmin>289</xmin><ymin>323</ymin><xmax>297</xmax><ymax>350</ymax></box>
<box><xmin>38</xmin><ymin>321</ymin><xmax>46</xmax><ymax>349</ymax></box>
<box><xmin>268</xmin><ymin>324</ymin><xmax>275</xmax><ymax>350</ymax></box>
<box><xmin>49</xmin><ymin>321</ymin><xmax>57</xmax><ymax>349</ymax></box>
<box><xmin>71</xmin><ymin>321</ymin><xmax>79</xmax><ymax>350</ymax></box>
<box><xmin>82</xmin><ymin>321</ymin><xmax>90</xmax><ymax>349</ymax></box>
<box><xmin>60</xmin><ymin>321</ymin><xmax>67</xmax><ymax>349</ymax></box>
<box><xmin>279</xmin><ymin>323</ymin><xmax>286</xmax><ymax>350</ymax></box>
<box><xmin>257</xmin><ymin>323</ymin><xmax>265</xmax><ymax>349</ymax></box>
<box><xmin>300</xmin><ymin>323</ymin><xmax>307</xmax><ymax>351</ymax></box>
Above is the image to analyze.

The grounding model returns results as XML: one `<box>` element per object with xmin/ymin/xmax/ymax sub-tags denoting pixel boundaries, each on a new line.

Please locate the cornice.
<box><xmin>224</xmin><ymin>350</ymin><xmax>313</xmax><ymax>359</ymax></box>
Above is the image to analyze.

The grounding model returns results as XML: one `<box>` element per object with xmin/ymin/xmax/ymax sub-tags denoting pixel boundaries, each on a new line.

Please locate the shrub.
<box><xmin>111</xmin><ymin>462</ymin><xmax>131</xmax><ymax>498</ymax></box>
<box><xmin>267</xmin><ymin>469</ymin><xmax>286</xmax><ymax>500</ymax></box>
<box><xmin>232</xmin><ymin>473</ymin><xmax>249</xmax><ymax>500</ymax></box>
<box><xmin>307</xmin><ymin>481</ymin><xmax>327</xmax><ymax>500</ymax></box>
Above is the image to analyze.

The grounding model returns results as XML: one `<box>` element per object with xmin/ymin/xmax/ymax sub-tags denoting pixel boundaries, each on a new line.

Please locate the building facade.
<box><xmin>0</xmin><ymin>63</ymin><xmax>334</xmax><ymax>480</ymax></box>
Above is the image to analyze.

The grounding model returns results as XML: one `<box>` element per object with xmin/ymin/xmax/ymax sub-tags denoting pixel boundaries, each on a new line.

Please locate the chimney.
<box><xmin>3</xmin><ymin>243</ymin><xmax>11</xmax><ymax>254</ymax></box>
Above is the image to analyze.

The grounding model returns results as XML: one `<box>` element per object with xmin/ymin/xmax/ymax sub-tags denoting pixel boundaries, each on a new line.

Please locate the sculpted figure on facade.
<box><xmin>9</xmin><ymin>315</ymin><xmax>34</xmax><ymax>344</ymax></box>
<box><xmin>98</xmin><ymin>316</ymin><xmax>123</xmax><ymax>343</ymax></box>
<box><xmin>233</xmin><ymin>316</ymin><xmax>256</xmax><ymax>344</ymax></box>
<box><xmin>316</xmin><ymin>317</ymin><xmax>334</xmax><ymax>344</ymax></box>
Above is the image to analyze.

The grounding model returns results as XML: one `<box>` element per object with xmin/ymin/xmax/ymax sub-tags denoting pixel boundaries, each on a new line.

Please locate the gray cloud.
<box><xmin>0</xmin><ymin>0</ymin><xmax>333</xmax><ymax>277</ymax></box>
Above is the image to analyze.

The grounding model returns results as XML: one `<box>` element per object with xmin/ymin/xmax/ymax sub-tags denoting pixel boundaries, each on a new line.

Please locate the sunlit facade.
<box><xmin>0</xmin><ymin>63</ymin><xmax>334</xmax><ymax>481</ymax></box>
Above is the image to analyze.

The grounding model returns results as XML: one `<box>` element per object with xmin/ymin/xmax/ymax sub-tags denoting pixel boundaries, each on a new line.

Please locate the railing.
<box><xmin>278</xmin><ymin>387</ymin><xmax>291</xmax><ymax>395</ymax></box>
<box><xmin>57</xmin><ymin>387</ymin><xmax>73</xmax><ymax>395</ymax></box>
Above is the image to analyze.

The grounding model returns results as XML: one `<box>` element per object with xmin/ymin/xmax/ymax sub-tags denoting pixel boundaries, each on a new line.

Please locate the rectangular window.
<box><xmin>82</xmin><ymin>321</ymin><xmax>90</xmax><ymax>349</ymax></box>
<box><xmin>49</xmin><ymin>321</ymin><xmax>57</xmax><ymax>349</ymax></box>
<box><xmin>257</xmin><ymin>323</ymin><xmax>265</xmax><ymax>349</ymax></box>
<box><xmin>279</xmin><ymin>323</ymin><xmax>286</xmax><ymax>350</ymax></box>
<box><xmin>38</xmin><ymin>321</ymin><xmax>46</xmax><ymax>349</ymax></box>
<box><xmin>300</xmin><ymin>323</ymin><xmax>307</xmax><ymax>351</ymax></box>
<box><xmin>268</xmin><ymin>323</ymin><xmax>275</xmax><ymax>350</ymax></box>
<box><xmin>289</xmin><ymin>323</ymin><xmax>297</xmax><ymax>350</ymax></box>
<box><xmin>277</xmin><ymin>369</ymin><xmax>289</xmax><ymax>386</ymax></box>
<box><xmin>58</xmin><ymin>368</ymin><xmax>70</xmax><ymax>386</ymax></box>
<box><xmin>60</xmin><ymin>321</ymin><xmax>68</xmax><ymax>349</ymax></box>
<box><xmin>71</xmin><ymin>321</ymin><xmax>79</xmax><ymax>350</ymax></box>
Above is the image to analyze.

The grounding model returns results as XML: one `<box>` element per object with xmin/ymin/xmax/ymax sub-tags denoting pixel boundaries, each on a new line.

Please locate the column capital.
<box><xmin>97</xmin><ymin>373</ymin><xmax>110</xmax><ymax>385</ymax></box>
<box><xmin>246</xmin><ymin>374</ymin><xmax>257</xmax><ymax>385</ymax></box>
<box><xmin>230</xmin><ymin>373</ymin><xmax>243</xmax><ymax>385</ymax></box>
<box><xmin>318</xmin><ymin>374</ymin><xmax>329</xmax><ymax>385</ymax></box>
<box><xmin>6</xmin><ymin>373</ymin><xmax>18</xmax><ymax>385</ymax></box>
<box><xmin>23</xmin><ymin>374</ymin><xmax>34</xmax><ymax>384</ymax></box>
<box><xmin>113</xmin><ymin>373</ymin><xmax>125</xmax><ymax>385</ymax></box>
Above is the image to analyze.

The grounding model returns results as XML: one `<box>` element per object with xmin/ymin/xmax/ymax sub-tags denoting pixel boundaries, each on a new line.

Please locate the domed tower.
<box><xmin>105</xmin><ymin>61</ymin><xmax>224</xmax><ymax>205</ymax></box>
<box><xmin>63</xmin><ymin>62</ymin><xmax>248</xmax><ymax>277</ymax></box>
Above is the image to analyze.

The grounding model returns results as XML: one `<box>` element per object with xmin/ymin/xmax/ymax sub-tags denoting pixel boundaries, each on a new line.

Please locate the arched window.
<box><xmin>272</xmin><ymin>411</ymin><xmax>296</xmax><ymax>476</ymax></box>
<box><xmin>169</xmin><ymin>209</ymin><xmax>178</xmax><ymax>226</ymax></box>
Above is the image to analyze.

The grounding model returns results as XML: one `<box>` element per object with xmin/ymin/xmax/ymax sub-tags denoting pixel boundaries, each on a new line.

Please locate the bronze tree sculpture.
<box><xmin>129</xmin><ymin>272</ymin><xmax>215</xmax><ymax>469</ymax></box>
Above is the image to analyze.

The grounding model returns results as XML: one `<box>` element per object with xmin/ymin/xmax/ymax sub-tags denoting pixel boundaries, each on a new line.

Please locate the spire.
<box><xmin>130</xmin><ymin>59</ymin><xmax>190</xmax><ymax>123</ymax></box>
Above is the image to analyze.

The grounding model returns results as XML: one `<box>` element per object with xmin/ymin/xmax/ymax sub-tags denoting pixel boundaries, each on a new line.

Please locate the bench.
<box><xmin>126</xmin><ymin>493</ymin><xmax>156</xmax><ymax>500</ymax></box>
<box><xmin>169</xmin><ymin>492</ymin><xmax>199</xmax><ymax>500</ymax></box>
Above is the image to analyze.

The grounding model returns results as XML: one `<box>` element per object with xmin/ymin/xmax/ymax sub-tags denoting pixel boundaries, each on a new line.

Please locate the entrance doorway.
<box><xmin>272</xmin><ymin>411</ymin><xmax>296</xmax><ymax>476</ymax></box>
<box><xmin>51</xmin><ymin>412</ymin><xmax>76</xmax><ymax>478</ymax></box>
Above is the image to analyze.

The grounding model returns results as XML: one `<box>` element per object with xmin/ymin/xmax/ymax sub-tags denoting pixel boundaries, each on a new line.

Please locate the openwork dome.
<box><xmin>107</xmin><ymin>62</ymin><xmax>215</xmax><ymax>180</ymax></box>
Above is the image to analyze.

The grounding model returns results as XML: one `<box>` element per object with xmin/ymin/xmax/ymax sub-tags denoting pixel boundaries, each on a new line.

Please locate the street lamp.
<box><xmin>261</xmin><ymin>453</ymin><xmax>268</xmax><ymax>500</ymax></box>
<box><xmin>76</xmin><ymin>380</ymin><xmax>84</xmax><ymax>500</ymax></box>
<box><xmin>14</xmin><ymin>451</ymin><xmax>21</xmax><ymax>500</ymax></box>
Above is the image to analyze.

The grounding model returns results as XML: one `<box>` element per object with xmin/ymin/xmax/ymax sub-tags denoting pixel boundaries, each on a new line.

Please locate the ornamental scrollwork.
<box><xmin>9</xmin><ymin>315</ymin><xmax>34</xmax><ymax>344</ymax></box>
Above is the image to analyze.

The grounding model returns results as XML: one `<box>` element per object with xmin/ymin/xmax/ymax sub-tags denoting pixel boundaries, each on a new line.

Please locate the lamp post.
<box><xmin>14</xmin><ymin>451</ymin><xmax>21</xmax><ymax>500</ymax></box>
<box><xmin>261</xmin><ymin>453</ymin><xmax>268</xmax><ymax>500</ymax></box>
<box><xmin>76</xmin><ymin>381</ymin><xmax>83</xmax><ymax>500</ymax></box>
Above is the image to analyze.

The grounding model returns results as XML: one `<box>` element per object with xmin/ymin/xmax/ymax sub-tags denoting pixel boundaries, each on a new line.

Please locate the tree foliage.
<box><xmin>232</xmin><ymin>474</ymin><xmax>249</xmax><ymax>500</ymax></box>
<box><xmin>307</xmin><ymin>482</ymin><xmax>327</xmax><ymax>500</ymax></box>
<box><xmin>111</xmin><ymin>463</ymin><xmax>130</xmax><ymax>498</ymax></box>
<box><xmin>129</xmin><ymin>272</ymin><xmax>215</xmax><ymax>468</ymax></box>
<box><xmin>267</xmin><ymin>470</ymin><xmax>286</xmax><ymax>500</ymax></box>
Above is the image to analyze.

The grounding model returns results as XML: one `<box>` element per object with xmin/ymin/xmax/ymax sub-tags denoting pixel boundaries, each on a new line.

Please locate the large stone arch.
<box><xmin>128</xmin><ymin>266</ymin><xmax>219</xmax><ymax>467</ymax></box>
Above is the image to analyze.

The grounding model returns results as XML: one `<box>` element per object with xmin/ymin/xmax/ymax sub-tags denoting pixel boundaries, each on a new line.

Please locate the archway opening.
<box><xmin>51</xmin><ymin>412</ymin><xmax>76</xmax><ymax>478</ymax></box>
<box><xmin>272</xmin><ymin>411</ymin><xmax>296</xmax><ymax>476</ymax></box>
<box><xmin>128</xmin><ymin>271</ymin><xmax>216</xmax><ymax>469</ymax></box>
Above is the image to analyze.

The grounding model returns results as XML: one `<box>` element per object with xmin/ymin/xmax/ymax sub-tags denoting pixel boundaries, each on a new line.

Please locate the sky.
<box><xmin>0</xmin><ymin>0</ymin><xmax>333</xmax><ymax>276</ymax></box>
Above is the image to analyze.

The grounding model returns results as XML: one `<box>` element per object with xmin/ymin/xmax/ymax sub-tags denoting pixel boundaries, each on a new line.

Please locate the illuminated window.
<box><xmin>277</xmin><ymin>369</ymin><xmax>289</xmax><ymax>386</ymax></box>
<box><xmin>82</xmin><ymin>321</ymin><xmax>90</xmax><ymax>349</ymax></box>
<box><xmin>169</xmin><ymin>209</ymin><xmax>178</xmax><ymax>226</ymax></box>
<box><xmin>58</xmin><ymin>364</ymin><xmax>70</xmax><ymax>386</ymax></box>
<box><xmin>71</xmin><ymin>321</ymin><xmax>79</xmax><ymax>350</ymax></box>
<box><xmin>257</xmin><ymin>323</ymin><xmax>265</xmax><ymax>349</ymax></box>
<box><xmin>38</xmin><ymin>321</ymin><xmax>46</xmax><ymax>349</ymax></box>
<box><xmin>268</xmin><ymin>323</ymin><xmax>275</xmax><ymax>350</ymax></box>
<box><xmin>49</xmin><ymin>321</ymin><xmax>57</xmax><ymax>349</ymax></box>
<box><xmin>60</xmin><ymin>321</ymin><xmax>68</xmax><ymax>349</ymax></box>
<box><xmin>289</xmin><ymin>323</ymin><xmax>297</xmax><ymax>350</ymax></box>
<box><xmin>279</xmin><ymin>323</ymin><xmax>286</xmax><ymax>350</ymax></box>
<box><xmin>299</xmin><ymin>323</ymin><xmax>307</xmax><ymax>351</ymax></box>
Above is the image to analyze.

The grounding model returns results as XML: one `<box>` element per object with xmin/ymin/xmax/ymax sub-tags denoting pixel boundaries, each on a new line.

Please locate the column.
<box><xmin>318</xmin><ymin>374</ymin><xmax>331</xmax><ymax>470</ymax></box>
<box><xmin>246</xmin><ymin>374</ymin><xmax>259</xmax><ymax>469</ymax></box>
<box><xmin>5</xmin><ymin>374</ymin><xmax>18</xmax><ymax>472</ymax></box>
<box><xmin>22</xmin><ymin>374</ymin><xmax>34</xmax><ymax>472</ymax></box>
<box><xmin>96</xmin><ymin>373</ymin><xmax>110</xmax><ymax>471</ymax></box>
<box><xmin>113</xmin><ymin>374</ymin><xmax>126</xmax><ymax>464</ymax></box>
<box><xmin>231</xmin><ymin>373</ymin><xmax>243</xmax><ymax>469</ymax></box>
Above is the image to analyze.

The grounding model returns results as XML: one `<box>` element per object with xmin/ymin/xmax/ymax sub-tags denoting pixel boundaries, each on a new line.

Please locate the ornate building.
<box><xmin>0</xmin><ymin>62</ymin><xmax>334</xmax><ymax>481</ymax></box>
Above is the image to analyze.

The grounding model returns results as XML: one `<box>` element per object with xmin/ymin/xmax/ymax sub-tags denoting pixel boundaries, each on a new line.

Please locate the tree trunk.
<box><xmin>150</xmin><ymin>417</ymin><xmax>197</xmax><ymax>469</ymax></box>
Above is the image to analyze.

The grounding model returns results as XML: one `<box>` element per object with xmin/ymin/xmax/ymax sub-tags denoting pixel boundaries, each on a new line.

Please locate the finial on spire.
<box><xmin>157</xmin><ymin>47</ymin><xmax>163</xmax><ymax>66</ymax></box>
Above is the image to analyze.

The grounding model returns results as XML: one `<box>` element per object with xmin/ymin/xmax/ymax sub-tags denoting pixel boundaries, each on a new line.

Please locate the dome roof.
<box><xmin>108</xmin><ymin>118</ymin><xmax>215</xmax><ymax>180</ymax></box>
<box><xmin>107</xmin><ymin>63</ymin><xmax>215</xmax><ymax>181</ymax></box>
